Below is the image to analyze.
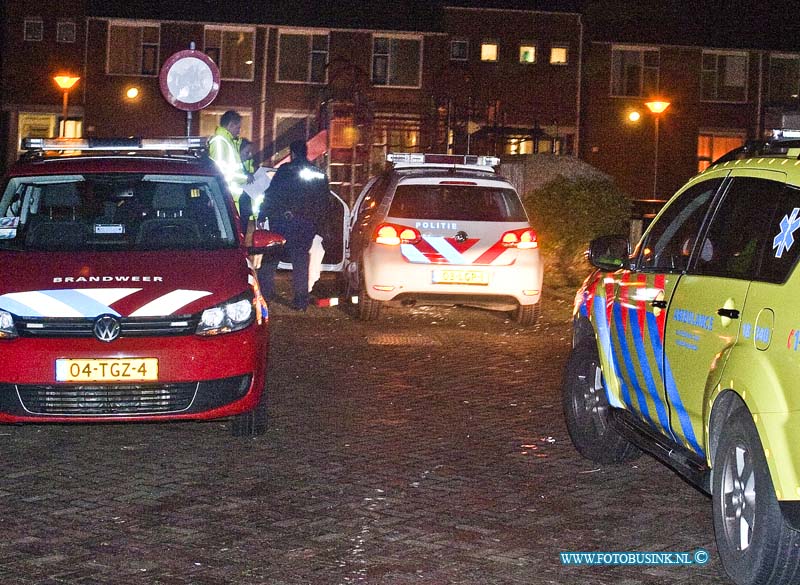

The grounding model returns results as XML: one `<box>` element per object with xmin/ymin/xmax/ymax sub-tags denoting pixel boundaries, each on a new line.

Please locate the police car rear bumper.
<box><xmin>363</xmin><ymin>246</ymin><xmax>543</xmax><ymax>305</ymax></box>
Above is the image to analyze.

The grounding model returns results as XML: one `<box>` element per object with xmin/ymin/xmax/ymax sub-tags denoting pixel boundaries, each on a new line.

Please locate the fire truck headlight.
<box><xmin>196</xmin><ymin>294</ymin><xmax>254</xmax><ymax>336</ymax></box>
<box><xmin>0</xmin><ymin>310</ymin><xmax>18</xmax><ymax>339</ymax></box>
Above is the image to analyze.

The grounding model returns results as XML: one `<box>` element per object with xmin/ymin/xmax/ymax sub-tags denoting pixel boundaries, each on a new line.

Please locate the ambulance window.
<box><xmin>693</xmin><ymin>177</ymin><xmax>784</xmax><ymax>280</ymax></box>
<box><xmin>757</xmin><ymin>183</ymin><xmax>800</xmax><ymax>283</ymax></box>
<box><xmin>637</xmin><ymin>178</ymin><xmax>722</xmax><ymax>272</ymax></box>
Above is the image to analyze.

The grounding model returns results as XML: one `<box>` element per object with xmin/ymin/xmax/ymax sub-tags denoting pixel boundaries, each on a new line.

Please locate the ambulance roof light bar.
<box><xmin>386</xmin><ymin>153</ymin><xmax>500</xmax><ymax>168</ymax></box>
<box><xmin>21</xmin><ymin>137</ymin><xmax>208</xmax><ymax>152</ymax></box>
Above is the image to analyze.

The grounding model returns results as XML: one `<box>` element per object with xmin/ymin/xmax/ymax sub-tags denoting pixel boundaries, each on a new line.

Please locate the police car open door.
<box><xmin>277</xmin><ymin>189</ymin><xmax>350</xmax><ymax>272</ymax></box>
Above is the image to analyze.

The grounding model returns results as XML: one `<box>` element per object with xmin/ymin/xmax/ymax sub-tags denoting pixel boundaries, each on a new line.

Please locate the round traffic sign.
<box><xmin>159</xmin><ymin>49</ymin><xmax>220</xmax><ymax>112</ymax></box>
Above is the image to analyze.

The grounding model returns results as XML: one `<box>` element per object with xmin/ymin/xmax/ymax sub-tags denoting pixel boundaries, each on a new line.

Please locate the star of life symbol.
<box><xmin>773</xmin><ymin>207</ymin><xmax>800</xmax><ymax>259</ymax></box>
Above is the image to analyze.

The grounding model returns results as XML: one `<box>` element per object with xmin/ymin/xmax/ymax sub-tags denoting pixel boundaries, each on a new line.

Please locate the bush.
<box><xmin>522</xmin><ymin>176</ymin><xmax>631</xmax><ymax>287</ymax></box>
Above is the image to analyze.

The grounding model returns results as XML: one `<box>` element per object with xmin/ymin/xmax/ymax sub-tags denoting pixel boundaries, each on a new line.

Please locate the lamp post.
<box><xmin>644</xmin><ymin>100</ymin><xmax>671</xmax><ymax>199</ymax></box>
<box><xmin>53</xmin><ymin>75</ymin><xmax>80</xmax><ymax>137</ymax></box>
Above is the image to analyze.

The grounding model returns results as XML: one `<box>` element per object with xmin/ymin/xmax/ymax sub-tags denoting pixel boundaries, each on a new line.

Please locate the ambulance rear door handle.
<box><xmin>717</xmin><ymin>308</ymin><xmax>740</xmax><ymax>319</ymax></box>
<box><xmin>651</xmin><ymin>300</ymin><xmax>667</xmax><ymax>309</ymax></box>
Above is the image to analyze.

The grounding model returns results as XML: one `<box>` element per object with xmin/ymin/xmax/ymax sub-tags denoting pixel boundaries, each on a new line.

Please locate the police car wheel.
<box><xmin>562</xmin><ymin>343</ymin><xmax>640</xmax><ymax>464</ymax></box>
<box><xmin>230</xmin><ymin>390</ymin><xmax>268</xmax><ymax>437</ymax></box>
<box><xmin>712</xmin><ymin>408</ymin><xmax>800</xmax><ymax>585</ymax></box>
<box><xmin>357</xmin><ymin>265</ymin><xmax>383</xmax><ymax>321</ymax></box>
<box><xmin>512</xmin><ymin>302</ymin><xmax>540</xmax><ymax>326</ymax></box>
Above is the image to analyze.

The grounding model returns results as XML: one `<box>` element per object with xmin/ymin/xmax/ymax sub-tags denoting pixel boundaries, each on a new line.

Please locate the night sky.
<box><xmin>87</xmin><ymin>0</ymin><xmax>800</xmax><ymax>51</ymax></box>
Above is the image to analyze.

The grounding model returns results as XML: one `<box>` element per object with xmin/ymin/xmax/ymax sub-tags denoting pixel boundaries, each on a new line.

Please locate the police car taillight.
<box><xmin>374</xmin><ymin>223</ymin><xmax>421</xmax><ymax>245</ymax></box>
<box><xmin>501</xmin><ymin>228</ymin><xmax>538</xmax><ymax>249</ymax></box>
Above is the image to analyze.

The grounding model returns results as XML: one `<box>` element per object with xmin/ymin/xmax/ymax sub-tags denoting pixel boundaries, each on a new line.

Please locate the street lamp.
<box><xmin>645</xmin><ymin>100</ymin><xmax>671</xmax><ymax>198</ymax></box>
<box><xmin>54</xmin><ymin>74</ymin><xmax>80</xmax><ymax>137</ymax></box>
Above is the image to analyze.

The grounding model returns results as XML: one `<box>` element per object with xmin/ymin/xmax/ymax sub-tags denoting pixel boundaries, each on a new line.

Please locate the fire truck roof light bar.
<box><xmin>386</xmin><ymin>153</ymin><xmax>500</xmax><ymax>168</ymax></box>
<box><xmin>22</xmin><ymin>137</ymin><xmax>208</xmax><ymax>151</ymax></box>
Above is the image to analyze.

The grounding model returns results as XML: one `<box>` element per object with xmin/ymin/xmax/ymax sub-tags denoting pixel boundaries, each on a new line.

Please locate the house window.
<box><xmin>371</xmin><ymin>35</ymin><xmax>422</xmax><ymax>88</ymax></box>
<box><xmin>550</xmin><ymin>45</ymin><xmax>569</xmax><ymax>65</ymax></box>
<box><xmin>481</xmin><ymin>41</ymin><xmax>499</xmax><ymax>62</ymax></box>
<box><xmin>107</xmin><ymin>23</ymin><xmax>160</xmax><ymax>76</ymax></box>
<box><xmin>277</xmin><ymin>31</ymin><xmax>329</xmax><ymax>83</ymax></box>
<box><xmin>24</xmin><ymin>19</ymin><xmax>43</xmax><ymax>42</ymax></box>
<box><xmin>519</xmin><ymin>44</ymin><xmax>536</xmax><ymax>64</ymax></box>
<box><xmin>451</xmin><ymin>39</ymin><xmax>468</xmax><ymax>61</ymax></box>
<box><xmin>611</xmin><ymin>46</ymin><xmax>659</xmax><ymax>97</ymax></box>
<box><xmin>205</xmin><ymin>26</ymin><xmax>255</xmax><ymax>81</ymax></box>
<box><xmin>199</xmin><ymin>109</ymin><xmax>253</xmax><ymax>142</ymax></box>
<box><xmin>273</xmin><ymin>111</ymin><xmax>316</xmax><ymax>157</ymax></box>
<box><xmin>702</xmin><ymin>51</ymin><xmax>748</xmax><ymax>102</ymax></box>
<box><xmin>697</xmin><ymin>131</ymin><xmax>745</xmax><ymax>172</ymax></box>
<box><xmin>769</xmin><ymin>54</ymin><xmax>800</xmax><ymax>104</ymax></box>
<box><xmin>57</xmin><ymin>21</ymin><xmax>76</xmax><ymax>43</ymax></box>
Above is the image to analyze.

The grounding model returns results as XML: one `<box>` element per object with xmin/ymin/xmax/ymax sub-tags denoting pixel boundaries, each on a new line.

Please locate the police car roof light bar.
<box><xmin>21</xmin><ymin>137</ymin><xmax>207</xmax><ymax>152</ymax></box>
<box><xmin>386</xmin><ymin>153</ymin><xmax>500</xmax><ymax>168</ymax></box>
<box><xmin>772</xmin><ymin>129</ymin><xmax>800</xmax><ymax>141</ymax></box>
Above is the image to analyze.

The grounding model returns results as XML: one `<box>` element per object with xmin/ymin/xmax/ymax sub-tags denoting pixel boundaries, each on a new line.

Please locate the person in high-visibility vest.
<box><xmin>208</xmin><ymin>110</ymin><xmax>247</xmax><ymax>206</ymax></box>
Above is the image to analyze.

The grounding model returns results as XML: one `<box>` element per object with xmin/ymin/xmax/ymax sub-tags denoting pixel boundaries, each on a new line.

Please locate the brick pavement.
<box><xmin>0</xmin><ymin>279</ymin><xmax>731</xmax><ymax>584</ymax></box>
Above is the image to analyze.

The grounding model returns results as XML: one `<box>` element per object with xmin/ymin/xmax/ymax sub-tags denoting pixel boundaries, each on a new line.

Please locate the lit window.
<box><xmin>451</xmin><ymin>39</ymin><xmax>468</xmax><ymax>61</ymax></box>
<box><xmin>611</xmin><ymin>46</ymin><xmax>660</xmax><ymax>97</ymax></box>
<box><xmin>24</xmin><ymin>18</ymin><xmax>43</xmax><ymax>42</ymax></box>
<box><xmin>550</xmin><ymin>45</ymin><xmax>569</xmax><ymax>65</ymax></box>
<box><xmin>697</xmin><ymin>132</ymin><xmax>745</xmax><ymax>171</ymax></box>
<box><xmin>107</xmin><ymin>23</ymin><xmax>160</xmax><ymax>76</ymax></box>
<box><xmin>57</xmin><ymin>21</ymin><xmax>76</xmax><ymax>43</ymax></box>
<box><xmin>277</xmin><ymin>31</ymin><xmax>329</xmax><ymax>84</ymax></box>
<box><xmin>481</xmin><ymin>42</ymin><xmax>499</xmax><ymax>62</ymax></box>
<box><xmin>199</xmin><ymin>109</ymin><xmax>253</xmax><ymax>141</ymax></box>
<box><xmin>372</xmin><ymin>35</ymin><xmax>422</xmax><ymax>88</ymax></box>
<box><xmin>519</xmin><ymin>44</ymin><xmax>536</xmax><ymax>64</ymax></box>
<box><xmin>205</xmin><ymin>26</ymin><xmax>256</xmax><ymax>81</ymax></box>
<box><xmin>702</xmin><ymin>51</ymin><xmax>748</xmax><ymax>102</ymax></box>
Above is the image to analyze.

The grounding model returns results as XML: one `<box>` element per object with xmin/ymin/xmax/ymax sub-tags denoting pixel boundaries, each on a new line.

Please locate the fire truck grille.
<box><xmin>16</xmin><ymin>383</ymin><xmax>197</xmax><ymax>415</ymax></box>
<box><xmin>15</xmin><ymin>316</ymin><xmax>197</xmax><ymax>338</ymax></box>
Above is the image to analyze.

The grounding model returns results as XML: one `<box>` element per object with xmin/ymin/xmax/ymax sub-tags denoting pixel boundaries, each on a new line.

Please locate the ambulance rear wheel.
<box><xmin>231</xmin><ymin>388</ymin><xmax>268</xmax><ymax>437</ymax></box>
<box><xmin>562</xmin><ymin>343</ymin><xmax>640</xmax><ymax>464</ymax></box>
<box><xmin>712</xmin><ymin>408</ymin><xmax>800</xmax><ymax>585</ymax></box>
<box><xmin>358</xmin><ymin>266</ymin><xmax>383</xmax><ymax>321</ymax></box>
<box><xmin>512</xmin><ymin>302</ymin><xmax>540</xmax><ymax>326</ymax></box>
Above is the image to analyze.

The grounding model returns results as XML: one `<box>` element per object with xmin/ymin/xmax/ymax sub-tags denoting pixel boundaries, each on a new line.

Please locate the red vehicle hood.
<box><xmin>0</xmin><ymin>249</ymin><xmax>250</xmax><ymax>318</ymax></box>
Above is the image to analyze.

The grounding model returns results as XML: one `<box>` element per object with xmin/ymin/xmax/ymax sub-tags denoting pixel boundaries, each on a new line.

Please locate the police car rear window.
<box><xmin>0</xmin><ymin>174</ymin><xmax>236</xmax><ymax>252</ymax></box>
<box><xmin>388</xmin><ymin>185</ymin><xmax>527</xmax><ymax>221</ymax></box>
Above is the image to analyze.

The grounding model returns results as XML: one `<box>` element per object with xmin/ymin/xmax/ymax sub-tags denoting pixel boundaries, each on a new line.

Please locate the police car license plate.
<box><xmin>55</xmin><ymin>358</ymin><xmax>159</xmax><ymax>382</ymax></box>
<box><xmin>431</xmin><ymin>269</ymin><xmax>489</xmax><ymax>285</ymax></box>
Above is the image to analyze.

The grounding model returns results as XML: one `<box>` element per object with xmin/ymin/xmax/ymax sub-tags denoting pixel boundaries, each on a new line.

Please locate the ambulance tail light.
<box><xmin>374</xmin><ymin>223</ymin><xmax>421</xmax><ymax>246</ymax></box>
<box><xmin>501</xmin><ymin>228</ymin><xmax>538</xmax><ymax>249</ymax></box>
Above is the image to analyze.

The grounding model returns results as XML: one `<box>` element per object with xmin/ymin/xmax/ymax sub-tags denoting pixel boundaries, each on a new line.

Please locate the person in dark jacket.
<box><xmin>258</xmin><ymin>139</ymin><xmax>329</xmax><ymax>311</ymax></box>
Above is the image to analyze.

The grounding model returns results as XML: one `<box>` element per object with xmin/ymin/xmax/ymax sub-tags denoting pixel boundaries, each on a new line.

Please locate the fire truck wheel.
<box><xmin>230</xmin><ymin>388</ymin><xmax>268</xmax><ymax>437</ymax></box>
<box><xmin>562</xmin><ymin>343</ymin><xmax>640</xmax><ymax>464</ymax></box>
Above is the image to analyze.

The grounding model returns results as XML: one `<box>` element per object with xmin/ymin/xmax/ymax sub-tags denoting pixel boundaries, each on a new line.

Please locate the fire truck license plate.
<box><xmin>431</xmin><ymin>269</ymin><xmax>490</xmax><ymax>285</ymax></box>
<box><xmin>55</xmin><ymin>358</ymin><xmax>159</xmax><ymax>382</ymax></box>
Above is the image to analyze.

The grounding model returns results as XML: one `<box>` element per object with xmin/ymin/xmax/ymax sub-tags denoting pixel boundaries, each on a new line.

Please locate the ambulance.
<box><xmin>0</xmin><ymin>138</ymin><xmax>283</xmax><ymax>436</ymax></box>
<box><xmin>563</xmin><ymin>130</ymin><xmax>800</xmax><ymax>584</ymax></box>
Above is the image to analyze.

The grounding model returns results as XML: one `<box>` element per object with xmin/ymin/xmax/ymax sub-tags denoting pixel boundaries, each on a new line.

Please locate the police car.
<box><xmin>345</xmin><ymin>153</ymin><xmax>543</xmax><ymax>324</ymax></box>
<box><xmin>0</xmin><ymin>137</ymin><xmax>283</xmax><ymax>436</ymax></box>
<box><xmin>563</xmin><ymin>130</ymin><xmax>800</xmax><ymax>585</ymax></box>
